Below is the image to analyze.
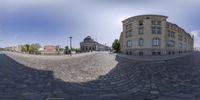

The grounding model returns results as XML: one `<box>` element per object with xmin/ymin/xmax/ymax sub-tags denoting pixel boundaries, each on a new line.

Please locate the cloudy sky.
<box><xmin>0</xmin><ymin>0</ymin><xmax>200</xmax><ymax>48</ymax></box>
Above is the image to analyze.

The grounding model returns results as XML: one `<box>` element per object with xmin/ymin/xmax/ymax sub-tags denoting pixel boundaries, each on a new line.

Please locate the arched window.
<box><xmin>152</xmin><ymin>38</ymin><xmax>161</xmax><ymax>46</ymax></box>
<box><xmin>138</xmin><ymin>38</ymin><xmax>144</xmax><ymax>46</ymax></box>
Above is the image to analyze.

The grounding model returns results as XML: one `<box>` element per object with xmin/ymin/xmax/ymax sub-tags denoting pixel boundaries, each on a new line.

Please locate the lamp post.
<box><xmin>69</xmin><ymin>36</ymin><xmax>72</xmax><ymax>56</ymax></box>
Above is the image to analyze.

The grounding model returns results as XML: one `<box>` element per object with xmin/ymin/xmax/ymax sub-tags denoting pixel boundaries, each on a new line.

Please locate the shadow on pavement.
<box><xmin>0</xmin><ymin>53</ymin><xmax>200</xmax><ymax>100</ymax></box>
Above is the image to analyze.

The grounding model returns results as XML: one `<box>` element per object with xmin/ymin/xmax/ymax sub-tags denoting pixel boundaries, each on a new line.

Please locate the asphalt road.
<box><xmin>0</xmin><ymin>51</ymin><xmax>200</xmax><ymax>100</ymax></box>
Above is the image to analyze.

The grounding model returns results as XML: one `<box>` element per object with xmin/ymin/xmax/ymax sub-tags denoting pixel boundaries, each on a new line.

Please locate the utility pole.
<box><xmin>69</xmin><ymin>36</ymin><xmax>72</xmax><ymax>56</ymax></box>
<box><xmin>95</xmin><ymin>38</ymin><xmax>98</xmax><ymax>51</ymax></box>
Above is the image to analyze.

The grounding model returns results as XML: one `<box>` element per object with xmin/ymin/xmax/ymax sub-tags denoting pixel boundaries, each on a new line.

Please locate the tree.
<box><xmin>112</xmin><ymin>39</ymin><xmax>120</xmax><ymax>52</ymax></box>
<box><xmin>0</xmin><ymin>47</ymin><xmax>4</xmax><ymax>51</ymax></box>
<box><xmin>21</xmin><ymin>44</ymin><xmax>30</xmax><ymax>53</ymax></box>
<box><xmin>59</xmin><ymin>48</ymin><xmax>64</xmax><ymax>52</ymax></box>
<box><xmin>25</xmin><ymin>44</ymin><xmax>30</xmax><ymax>52</ymax></box>
<box><xmin>75</xmin><ymin>48</ymin><xmax>81</xmax><ymax>53</ymax></box>
<box><xmin>21</xmin><ymin>45</ymin><xmax>27</xmax><ymax>52</ymax></box>
<box><xmin>64</xmin><ymin>46</ymin><xmax>70</xmax><ymax>54</ymax></box>
<box><xmin>29</xmin><ymin>44</ymin><xmax>41</xmax><ymax>54</ymax></box>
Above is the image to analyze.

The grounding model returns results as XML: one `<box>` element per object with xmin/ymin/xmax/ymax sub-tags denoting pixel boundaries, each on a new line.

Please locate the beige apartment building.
<box><xmin>119</xmin><ymin>15</ymin><xmax>194</xmax><ymax>56</ymax></box>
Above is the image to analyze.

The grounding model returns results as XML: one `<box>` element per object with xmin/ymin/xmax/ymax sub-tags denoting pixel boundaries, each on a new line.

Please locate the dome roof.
<box><xmin>84</xmin><ymin>36</ymin><xmax>94</xmax><ymax>42</ymax></box>
<box><xmin>84</xmin><ymin>36</ymin><xmax>92</xmax><ymax>40</ymax></box>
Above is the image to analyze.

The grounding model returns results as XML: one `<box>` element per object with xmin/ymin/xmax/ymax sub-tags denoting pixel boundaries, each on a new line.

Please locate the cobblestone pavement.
<box><xmin>0</xmin><ymin>51</ymin><xmax>200</xmax><ymax>100</ymax></box>
<box><xmin>116</xmin><ymin>52</ymin><xmax>194</xmax><ymax>61</ymax></box>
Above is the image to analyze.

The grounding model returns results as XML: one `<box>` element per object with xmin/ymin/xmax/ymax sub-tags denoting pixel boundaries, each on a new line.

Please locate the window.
<box><xmin>129</xmin><ymin>51</ymin><xmax>132</xmax><ymax>55</ymax></box>
<box><xmin>167</xmin><ymin>31</ymin><xmax>170</xmax><ymax>37</ymax></box>
<box><xmin>152</xmin><ymin>27</ymin><xmax>156</xmax><ymax>33</ymax></box>
<box><xmin>157</xmin><ymin>21</ymin><xmax>161</xmax><ymax>25</ymax></box>
<box><xmin>139</xmin><ymin>52</ymin><xmax>143</xmax><ymax>56</ymax></box>
<box><xmin>168</xmin><ymin>31</ymin><xmax>175</xmax><ymax>38</ymax></box>
<box><xmin>178</xmin><ymin>34</ymin><xmax>183</xmax><ymax>41</ymax></box>
<box><xmin>139</xmin><ymin>20</ymin><xmax>143</xmax><ymax>26</ymax></box>
<box><xmin>167</xmin><ymin>23</ymin><xmax>170</xmax><ymax>28</ymax></box>
<box><xmin>127</xmin><ymin>40</ymin><xmax>132</xmax><ymax>47</ymax></box>
<box><xmin>184</xmin><ymin>38</ymin><xmax>187</xmax><ymax>42</ymax></box>
<box><xmin>152</xmin><ymin>26</ymin><xmax>162</xmax><ymax>34</ymax></box>
<box><xmin>138</xmin><ymin>27</ymin><xmax>143</xmax><ymax>34</ymax></box>
<box><xmin>152</xmin><ymin>38</ymin><xmax>161</xmax><ymax>46</ymax></box>
<box><xmin>152</xmin><ymin>21</ymin><xmax>156</xmax><ymax>25</ymax></box>
<box><xmin>157</xmin><ymin>52</ymin><xmax>161</xmax><ymax>55</ymax></box>
<box><xmin>183</xmin><ymin>44</ymin><xmax>187</xmax><ymax>49</ymax></box>
<box><xmin>152</xmin><ymin>20</ymin><xmax>161</xmax><ymax>25</ymax></box>
<box><xmin>139</xmin><ymin>38</ymin><xmax>144</xmax><ymax>46</ymax></box>
<box><xmin>126</xmin><ymin>25</ymin><xmax>129</xmax><ymax>29</ymax></box>
<box><xmin>157</xmin><ymin>27</ymin><xmax>161</xmax><ymax>34</ymax></box>
<box><xmin>125</xmin><ymin>23</ymin><xmax>132</xmax><ymax>29</ymax></box>
<box><xmin>178</xmin><ymin>43</ymin><xmax>182</xmax><ymax>48</ymax></box>
<box><xmin>167</xmin><ymin>40</ymin><xmax>175</xmax><ymax>47</ymax></box>
<box><xmin>126</xmin><ymin>29</ymin><xmax>132</xmax><ymax>38</ymax></box>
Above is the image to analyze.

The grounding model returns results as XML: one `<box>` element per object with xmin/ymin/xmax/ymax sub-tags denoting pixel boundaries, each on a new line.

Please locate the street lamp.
<box><xmin>69</xmin><ymin>36</ymin><xmax>72</xmax><ymax>56</ymax></box>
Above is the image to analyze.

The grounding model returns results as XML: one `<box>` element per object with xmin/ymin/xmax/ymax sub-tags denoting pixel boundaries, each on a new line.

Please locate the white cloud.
<box><xmin>0</xmin><ymin>0</ymin><xmax>200</xmax><ymax>48</ymax></box>
<box><xmin>191</xmin><ymin>30</ymin><xmax>200</xmax><ymax>47</ymax></box>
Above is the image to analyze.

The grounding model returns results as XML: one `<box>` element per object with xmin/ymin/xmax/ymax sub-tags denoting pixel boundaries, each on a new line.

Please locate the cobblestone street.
<box><xmin>0</xmin><ymin>51</ymin><xmax>200</xmax><ymax>100</ymax></box>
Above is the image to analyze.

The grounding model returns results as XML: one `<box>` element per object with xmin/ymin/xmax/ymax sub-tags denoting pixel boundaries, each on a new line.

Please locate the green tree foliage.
<box><xmin>64</xmin><ymin>46</ymin><xmax>81</xmax><ymax>54</ymax></box>
<box><xmin>21</xmin><ymin>44</ymin><xmax>30</xmax><ymax>52</ymax></box>
<box><xmin>21</xmin><ymin>45</ymin><xmax>27</xmax><ymax>52</ymax></box>
<box><xmin>64</xmin><ymin>46</ymin><xmax>70</xmax><ymax>54</ymax></box>
<box><xmin>0</xmin><ymin>47</ymin><xmax>4</xmax><ymax>51</ymax></box>
<box><xmin>25</xmin><ymin>44</ymin><xmax>30</xmax><ymax>52</ymax></box>
<box><xmin>59</xmin><ymin>48</ymin><xmax>64</xmax><ymax>52</ymax></box>
<box><xmin>29</xmin><ymin>44</ymin><xmax>41</xmax><ymax>54</ymax></box>
<box><xmin>21</xmin><ymin>44</ymin><xmax>41</xmax><ymax>54</ymax></box>
<box><xmin>112</xmin><ymin>39</ymin><xmax>120</xmax><ymax>52</ymax></box>
<box><xmin>75</xmin><ymin>48</ymin><xmax>81</xmax><ymax>53</ymax></box>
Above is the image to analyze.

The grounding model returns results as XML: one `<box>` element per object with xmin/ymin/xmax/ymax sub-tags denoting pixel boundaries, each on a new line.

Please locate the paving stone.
<box><xmin>174</xmin><ymin>93</ymin><xmax>195</xmax><ymax>98</ymax></box>
<box><xmin>0</xmin><ymin>51</ymin><xmax>200</xmax><ymax>100</ymax></box>
<box><xmin>150</xmin><ymin>90</ymin><xmax>159</xmax><ymax>95</ymax></box>
<box><xmin>100</xmin><ymin>93</ymin><xmax>118</xmax><ymax>97</ymax></box>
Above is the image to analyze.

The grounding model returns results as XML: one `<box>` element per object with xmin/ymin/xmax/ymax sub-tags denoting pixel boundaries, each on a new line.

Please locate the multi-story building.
<box><xmin>119</xmin><ymin>14</ymin><xmax>194</xmax><ymax>56</ymax></box>
<box><xmin>43</xmin><ymin>45</ymin><xmax>60</xmax><ymax>54</ymax></box>
<box><xmin>4</xmin><ymin>45</ymin><xmax>22</xmax><ymax>52</ymax></box>
<box><xmin>80</xmin><ymin>36</ymin><xmax>110</xmax><ymax>52</ymax></box>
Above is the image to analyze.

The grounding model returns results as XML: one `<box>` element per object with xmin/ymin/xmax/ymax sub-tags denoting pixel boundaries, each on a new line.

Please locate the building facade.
<box><xmin>43</xmin><ymin>45</ymin><xmax>60</xmax><ymax>54</ymax></box>
<box><xmin>194</xmin><ymin>47</ymin><xmax>200</xmax><ymax>51</ymax></box>
<box><xmin>5</xmin><ymin>45</ymin><xmax>22</xmax><ymax>52</ymax></box>
<box><xmin>80</xmin><ymin>36</ymin><xmax>110</xmax><ymax>52</ymax></box>
<box><xmin>120</xmin><ymin>15</ymin><xmax>194</xmax><ymax>56</ymax></box>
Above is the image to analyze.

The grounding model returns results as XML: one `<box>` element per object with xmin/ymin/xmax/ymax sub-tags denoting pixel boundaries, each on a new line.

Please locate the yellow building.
<box><xmin>119</xmin><ymin>15</ymin><xmax>194</xmax><ymax>56</ymax></box>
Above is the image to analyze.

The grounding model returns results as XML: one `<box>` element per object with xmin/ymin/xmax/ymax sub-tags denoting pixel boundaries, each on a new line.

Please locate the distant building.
<box><xmin>4</xmin><ymin>47</ymin><xmax>13</xmax><ymax>51</ymax></box>
<box><xmin>15</xmin><ymin>45</ymin><xmax>22</xmax><ymax>52</ymax></box>
<box><xmin>120</xmin><ymin>14</ymin><xmax>194</xmax><ymax>56</ymax></box>
<box><xmin>194</xmin><ymin>47</ymin><xmax>200</xmax><ymax>51</ymax></box>
<box><xmin>43</xmin><ymin>45</ymin><xmax>60</xmax><ymax>54</ymax></box>
<box><xmin>80</xmin><ymin>36</ymin><xmax>110</xmax><ymax>52</ymax></box>
<box><xmin>38</xmin><ymin>47</ymin><xmax>44</xmax><ymax>52</ymax></box>
<box><xmin>5</xmin><ymin>45</ymin><xmax>22</xmax><ymax>52</ymax></box>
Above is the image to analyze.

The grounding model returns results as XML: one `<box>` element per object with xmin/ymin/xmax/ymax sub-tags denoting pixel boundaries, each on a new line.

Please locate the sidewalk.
<box><xmin>116</xmin><ymin>52</ymin><xmax>195</xmax><ymax>61</ymax></box>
